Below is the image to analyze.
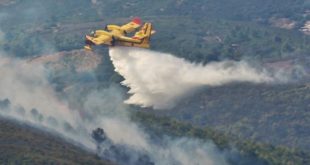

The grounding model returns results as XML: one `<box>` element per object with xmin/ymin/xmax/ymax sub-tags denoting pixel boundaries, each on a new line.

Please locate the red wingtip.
<box><xmin>132</xmin><ymin>17</ymin><xmax>142</xmax><ymax>25</ymax></box>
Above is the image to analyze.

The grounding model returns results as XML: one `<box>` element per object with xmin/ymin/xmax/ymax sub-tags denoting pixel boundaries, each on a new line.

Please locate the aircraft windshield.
<box><xmin>90</xmin><ymin>30</ymin><xmax>95</xmax><ymax>36</ymax></box>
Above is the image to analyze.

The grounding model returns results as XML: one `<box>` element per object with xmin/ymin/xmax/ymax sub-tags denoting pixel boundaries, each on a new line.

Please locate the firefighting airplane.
<box><xmin>84</xmin><ymin>17</ymin><xmax>155</xmax><ymax>50</ymax></box>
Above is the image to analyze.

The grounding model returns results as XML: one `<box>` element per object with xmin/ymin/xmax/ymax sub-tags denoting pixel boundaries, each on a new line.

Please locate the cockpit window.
<box><xmin>90</xmin><ymin>30</ymin><xmax>95</xmax><ymax>36</ymax></box>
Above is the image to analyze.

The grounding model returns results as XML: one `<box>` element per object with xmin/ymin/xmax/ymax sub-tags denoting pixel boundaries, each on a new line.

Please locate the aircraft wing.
<box><xmin>120</xmin><ymin>17</ymin><xmax>142</xmax><ymax>33</ymax></box>
<box><xmin>86</xmin><ymin>34</ymin><xmax>112</xmax><ymax>45</ymax></box>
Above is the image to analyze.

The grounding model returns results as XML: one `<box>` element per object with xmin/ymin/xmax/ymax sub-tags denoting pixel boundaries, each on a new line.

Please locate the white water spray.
<box><xmin>109</xmin><ymin>47</ymin><xmax>274</xmax><ymax>109</ymax></box>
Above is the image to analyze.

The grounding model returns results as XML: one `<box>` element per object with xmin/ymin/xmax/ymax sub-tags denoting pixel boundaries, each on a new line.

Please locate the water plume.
<box><xmin>109</xmin><ymin>47</ymin><xmax>276</xmax><ymax>109</ymax></box>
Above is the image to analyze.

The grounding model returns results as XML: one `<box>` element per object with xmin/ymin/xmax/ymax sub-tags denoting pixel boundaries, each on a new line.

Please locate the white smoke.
<box><xmin>0</xmin><ymin>55</ymin><xmax>95</xmax><ymax>148</ymax></box>
<box><xmin>81</xmin><ymin>87</ymin><xmax>151</xmax><ymax>150</ymax></box>
<box><xmin>155</xmin><ymin>138</ymin><xmax>228</xmax><ymax>165</ymax></box>
<box><xmin>0</xmin><ymin>54</ymin><xmax>231</xmax><ymax>165</ymax></box>
<box><xmin>83</xmin><ymin>87</ymin><xmax>228</xmax><ymax>165</ymax></box>
<box><xmin>109</xmin><ymin>47</ymin><xmax>276</xmax><ymax>109</ymax></box>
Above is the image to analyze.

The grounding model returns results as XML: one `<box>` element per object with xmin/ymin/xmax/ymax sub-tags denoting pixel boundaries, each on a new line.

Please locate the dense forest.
<box><xmin>1</xmin><ymin>0</ymin><xmax>310</xmax><ymax>62</ymax></box>
<box><xmin>133</xmin><ymin>112</ymin><xmax>310</xmax><ymax>165</ymax></box>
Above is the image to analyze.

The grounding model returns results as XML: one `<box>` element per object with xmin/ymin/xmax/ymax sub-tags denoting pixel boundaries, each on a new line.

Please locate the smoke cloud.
<box><xmin>0</xmin><ymin>55</ymin><xmax>95</xmax><ymax>148</ymax></box>
<box><xmin>0</xmin><ymin>53</ymin><xmax>234</xmax><ymax>165</ymax></box>
<box><xmin>109</xmin><ymin>47</ymin><xmax>279</xmax><ymax>109</ymax></box>
<box><xmin>84</xmin><ymin>87</ymin><xmax>229</xmax><ymax>165</ymax></box>
<box><xmin>0</xmin><ymin>43</ymin><xmax>295</xmax><ymax>164</ymax></box>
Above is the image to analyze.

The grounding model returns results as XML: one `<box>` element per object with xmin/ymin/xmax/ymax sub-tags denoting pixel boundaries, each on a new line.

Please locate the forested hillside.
<box><xmin>133</xmin><ymin>112</ymin><xmax>310</xmax><ymax>165</ymax></box>
<box><xmin>151</xmin><ymin>83</ymin><xmax>310</xmax><ymax>151</ymax></box>
<box><xmin>0</xmin><ymin>0</ymin><xmax>309</xmax><ymax>164</ymax></box>
<box><xmin>1</xmin><ymin>0</ymin><xmax>310</xmax><ymax>61</ymax></box>
<box><xmin>0</xmin><ymin>118</ymin><xmax>113</xmax><ymax>165</ymax></box>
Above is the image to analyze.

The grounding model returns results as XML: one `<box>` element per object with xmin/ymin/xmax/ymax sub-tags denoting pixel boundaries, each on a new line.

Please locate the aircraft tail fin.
<box><xmin>141</xmin><ymin>23</ymin><xmax>154</xmax><ymax>48</ymax></box>
<box><xmin>132</xmin><ymin>23</ymin><xmax>154</xmax><ymax>48</ymax></box>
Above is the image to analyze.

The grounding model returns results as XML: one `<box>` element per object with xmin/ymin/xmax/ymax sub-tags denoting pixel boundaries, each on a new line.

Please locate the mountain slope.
<box><xmin>0</xmin><ymin>118</ymin><xmax>113</xmax><ymax>165</ymax></box>
<box><xmin>153</xmin><ymin>83</ymin><xmax>310</xmax><ymax>151</ymax></box>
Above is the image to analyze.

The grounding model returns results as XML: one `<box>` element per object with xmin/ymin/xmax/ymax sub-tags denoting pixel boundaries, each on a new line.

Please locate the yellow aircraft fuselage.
<box><xmin>84</xmin><ymin>18</ymin><xmax>154</xmax><ymax>50</ymax></box>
